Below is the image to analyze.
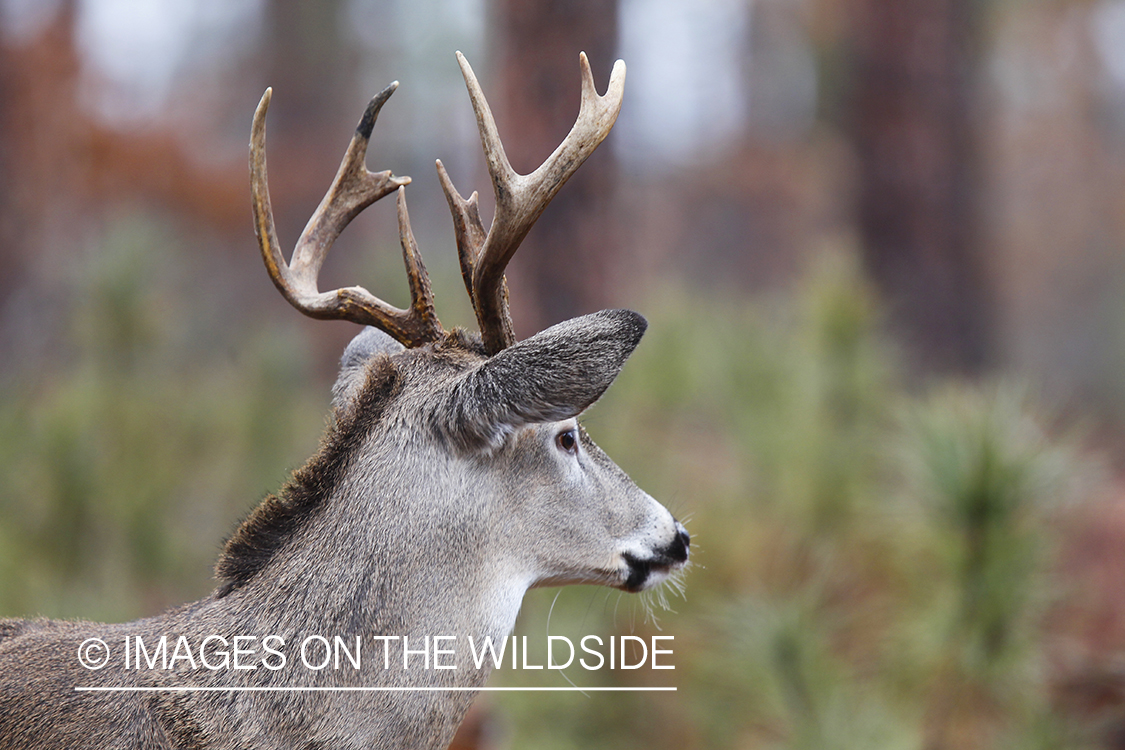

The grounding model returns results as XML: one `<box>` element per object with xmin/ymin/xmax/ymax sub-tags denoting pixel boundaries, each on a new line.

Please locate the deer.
<box><xmin>0</xmin><ymin>51</ymin><xmax>689</xmax><ymax>750</ymax></box>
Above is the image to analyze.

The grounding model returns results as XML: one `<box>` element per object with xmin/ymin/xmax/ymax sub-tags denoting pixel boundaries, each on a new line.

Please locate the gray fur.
<box><xmin>0</xmin><ymin>311</ymin><xmax>688</xmax><ymax>750</ymax></box>
<box><xmin>441</xmin><ymin>309</ymin><xmax>647</xmax><ymax>452</ymax></box>
<box><xmin>333</xmin><ymin>327</ymin><xmax>405</xmax><ymax>411</ymax></box>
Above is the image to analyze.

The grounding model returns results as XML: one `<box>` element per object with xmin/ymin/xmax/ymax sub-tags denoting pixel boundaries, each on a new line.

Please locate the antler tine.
<box><xmin>449</xmin><ymin>51</ymin><xmax>626</xmax><ymax>354</ymax></box>
<box><xmin>436</xmin><ymin>159</ymin><xmax>486</xmax><ymax>306</ymax></box>
<box><xmin>394</xmin><ymin>186</ymin><xmax>441</xmax><ymax>335</ymax></box>
<box><xmin>437</xmin><ymin>158</ymin><xmax>515</xmax><ymax>347</ymax></box>
<box><xmin>251</xmin><ymin>83</ymin><xmax>444</xmax><ymax>347</ymax></box>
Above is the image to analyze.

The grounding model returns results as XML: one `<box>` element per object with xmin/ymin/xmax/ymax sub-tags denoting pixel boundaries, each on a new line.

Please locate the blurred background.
<box><xmin>3</xmin><ymin>0</ymin><xmax>1125</xmax><ymax>747</ymax></box>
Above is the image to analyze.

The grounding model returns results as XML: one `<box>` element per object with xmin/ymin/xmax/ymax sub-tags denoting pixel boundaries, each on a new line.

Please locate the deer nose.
<box><xmin>668</xmin><ymin>520</ymin><xmax>690</xmax><ymax>563</ymax></box>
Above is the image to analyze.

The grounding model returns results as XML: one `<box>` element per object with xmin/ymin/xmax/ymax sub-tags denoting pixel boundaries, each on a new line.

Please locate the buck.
<box><xmin>0</xmin><ymin>51</ymin><xmax>689</xmax><ymax>750</ymax></box>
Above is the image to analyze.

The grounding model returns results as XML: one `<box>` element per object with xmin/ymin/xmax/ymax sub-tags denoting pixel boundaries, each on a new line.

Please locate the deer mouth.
<box><xmin>621</xmin><ymin>523</ymin><xmax>690</xmax><ymax>592</ymax></box>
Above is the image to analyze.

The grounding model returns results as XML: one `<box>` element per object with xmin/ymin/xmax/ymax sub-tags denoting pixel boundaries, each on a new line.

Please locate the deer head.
<box><xmin>241</xmin><ymin>50</ymin><xmax>689</xmax><ymax>602</ymax></box>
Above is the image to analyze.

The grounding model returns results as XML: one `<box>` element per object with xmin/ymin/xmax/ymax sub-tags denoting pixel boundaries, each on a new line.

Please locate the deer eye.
<box><xmin>556</xmin><ymin>428</ymin><xmax>578</xmax><ymax>455</ymax></box>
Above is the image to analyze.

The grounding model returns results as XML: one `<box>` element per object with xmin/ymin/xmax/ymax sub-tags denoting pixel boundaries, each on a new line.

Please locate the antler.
<box><xmin>437</xmin><ymin>52</ymin><xmax>626</xmax><ymax>355</ymax></box>
<box><xmin>251</xmin><ymin>82</ymin><xmax>444</xmax><ymax>347</ymax></box>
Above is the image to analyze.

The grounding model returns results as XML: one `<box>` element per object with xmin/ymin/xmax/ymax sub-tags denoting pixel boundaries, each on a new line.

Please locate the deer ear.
<box><xmin>333</xmin><ymin>327</ymin><xmax>405</xmax><ymax>412</ymax></box>
<box><xmin>444</xmin><ymin>309</ymin><xmax>647</xmax><ymax>451</ymax></box>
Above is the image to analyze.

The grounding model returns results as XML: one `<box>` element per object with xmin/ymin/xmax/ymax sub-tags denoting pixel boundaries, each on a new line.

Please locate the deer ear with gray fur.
<box><xmin>332</xmin><ymin>327</ymin><xmax>406</xmax><ymax>412</ymax></box>
<box><xmin>443</xmin><ymin>309</ymin><xmax>647</xmax><ymax>452</ymax></box>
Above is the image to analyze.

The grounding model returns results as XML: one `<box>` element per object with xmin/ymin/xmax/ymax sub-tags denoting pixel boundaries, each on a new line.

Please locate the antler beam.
<box><xmin>437</xmin><ymin>52</ymin><xmax>626</xmax><ymax>355</ymax></box>
<box><xmin>250</xmin><ymin>83</ymin><xmax>444</xmax><ymax>347</ymax></box>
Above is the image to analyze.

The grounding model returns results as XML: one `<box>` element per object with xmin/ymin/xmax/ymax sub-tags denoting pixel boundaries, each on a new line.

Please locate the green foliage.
<box><xmin>0</xmin><ymin>213</ymin><xmax>328</xmax><ymax>620</ymax></box>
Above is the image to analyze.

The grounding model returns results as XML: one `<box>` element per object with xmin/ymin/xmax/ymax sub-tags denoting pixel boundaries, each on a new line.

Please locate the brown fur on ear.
<box><xmin>332</xmin><ymin>327</ymin><xmax>406</xmax><ymax>412</ymax></box>
<box><xmin>440</xmin><ymin>309</ymin><xmax>647</xmax><ymax>452</ymax></box>
<box><xmin>215</xmin><ymin>357</ymin><xmax>402</xmax><ymax>596</ymax></box>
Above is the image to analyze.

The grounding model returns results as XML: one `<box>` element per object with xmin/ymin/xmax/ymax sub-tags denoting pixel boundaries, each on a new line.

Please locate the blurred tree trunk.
<box><xmin>260</xmin><ymin>0</ymin><xmax>358</xmax><ymax>248</ymax></box>
<box><xmin>0</xmin><ymin>2</ymin><xmax>82</xmax><ymax>306</ymax></box>
<box><xmin>847</xmin><ymin>0</ymin><xmax>991</xmax><ymax>374</ymax></box>
<box><xmin>494</xmin><ymin>0</ymin><xmax>620</xmax><ymax>337</ymax></box>
<box><xmin>0</xmin><ymin>35</ymin><xmax>24</xmax><ymax>306</ymax></box>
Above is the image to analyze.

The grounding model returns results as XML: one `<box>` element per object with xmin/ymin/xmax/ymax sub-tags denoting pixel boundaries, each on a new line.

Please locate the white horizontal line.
<box><xmin>75</xmin><ymin>686</ymin><xmax>675</xmax><ymax>693</ymax></box>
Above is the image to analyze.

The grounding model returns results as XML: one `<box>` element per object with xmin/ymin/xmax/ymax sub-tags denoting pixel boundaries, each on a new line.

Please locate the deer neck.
<box><xmin>211</xmin><ymin>468</ymin><xmax>528</xmax><ymax>686</ymax></box>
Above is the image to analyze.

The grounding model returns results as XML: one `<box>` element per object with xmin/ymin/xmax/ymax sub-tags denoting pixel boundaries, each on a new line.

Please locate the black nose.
<box><xmin>668</xmin><ymin>521</ymin><xmax>690</xmax><ymax>563</ymax></box>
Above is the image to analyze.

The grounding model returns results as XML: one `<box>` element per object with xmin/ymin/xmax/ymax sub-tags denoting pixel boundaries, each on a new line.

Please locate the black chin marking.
<box><xmin>622</xmin><ymin>533</ymin><xmax>691</xmax><ymax>592</ymax></box>
<box><xmin>622</xmin><ymin>553</ymin><xmax>652</xmax><ymax>592</ymax></box>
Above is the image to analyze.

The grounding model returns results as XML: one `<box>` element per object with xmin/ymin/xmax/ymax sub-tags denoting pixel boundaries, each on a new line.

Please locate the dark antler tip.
<box><xmin>358</xmin><ymin>82</ymin><xmax>399</xmax><ymax>139</ymax></box>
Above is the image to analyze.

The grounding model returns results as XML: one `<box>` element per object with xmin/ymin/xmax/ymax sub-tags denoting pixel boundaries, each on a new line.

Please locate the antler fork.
<box><xmin>250</xmin><ymin>82</ymin><xmax>444</xmax><ymax>347</ymax></box>
<box><xmin>437</xmin><ymin>52</ymin><xmax>626</xmax><ymax>354</ymax></box>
